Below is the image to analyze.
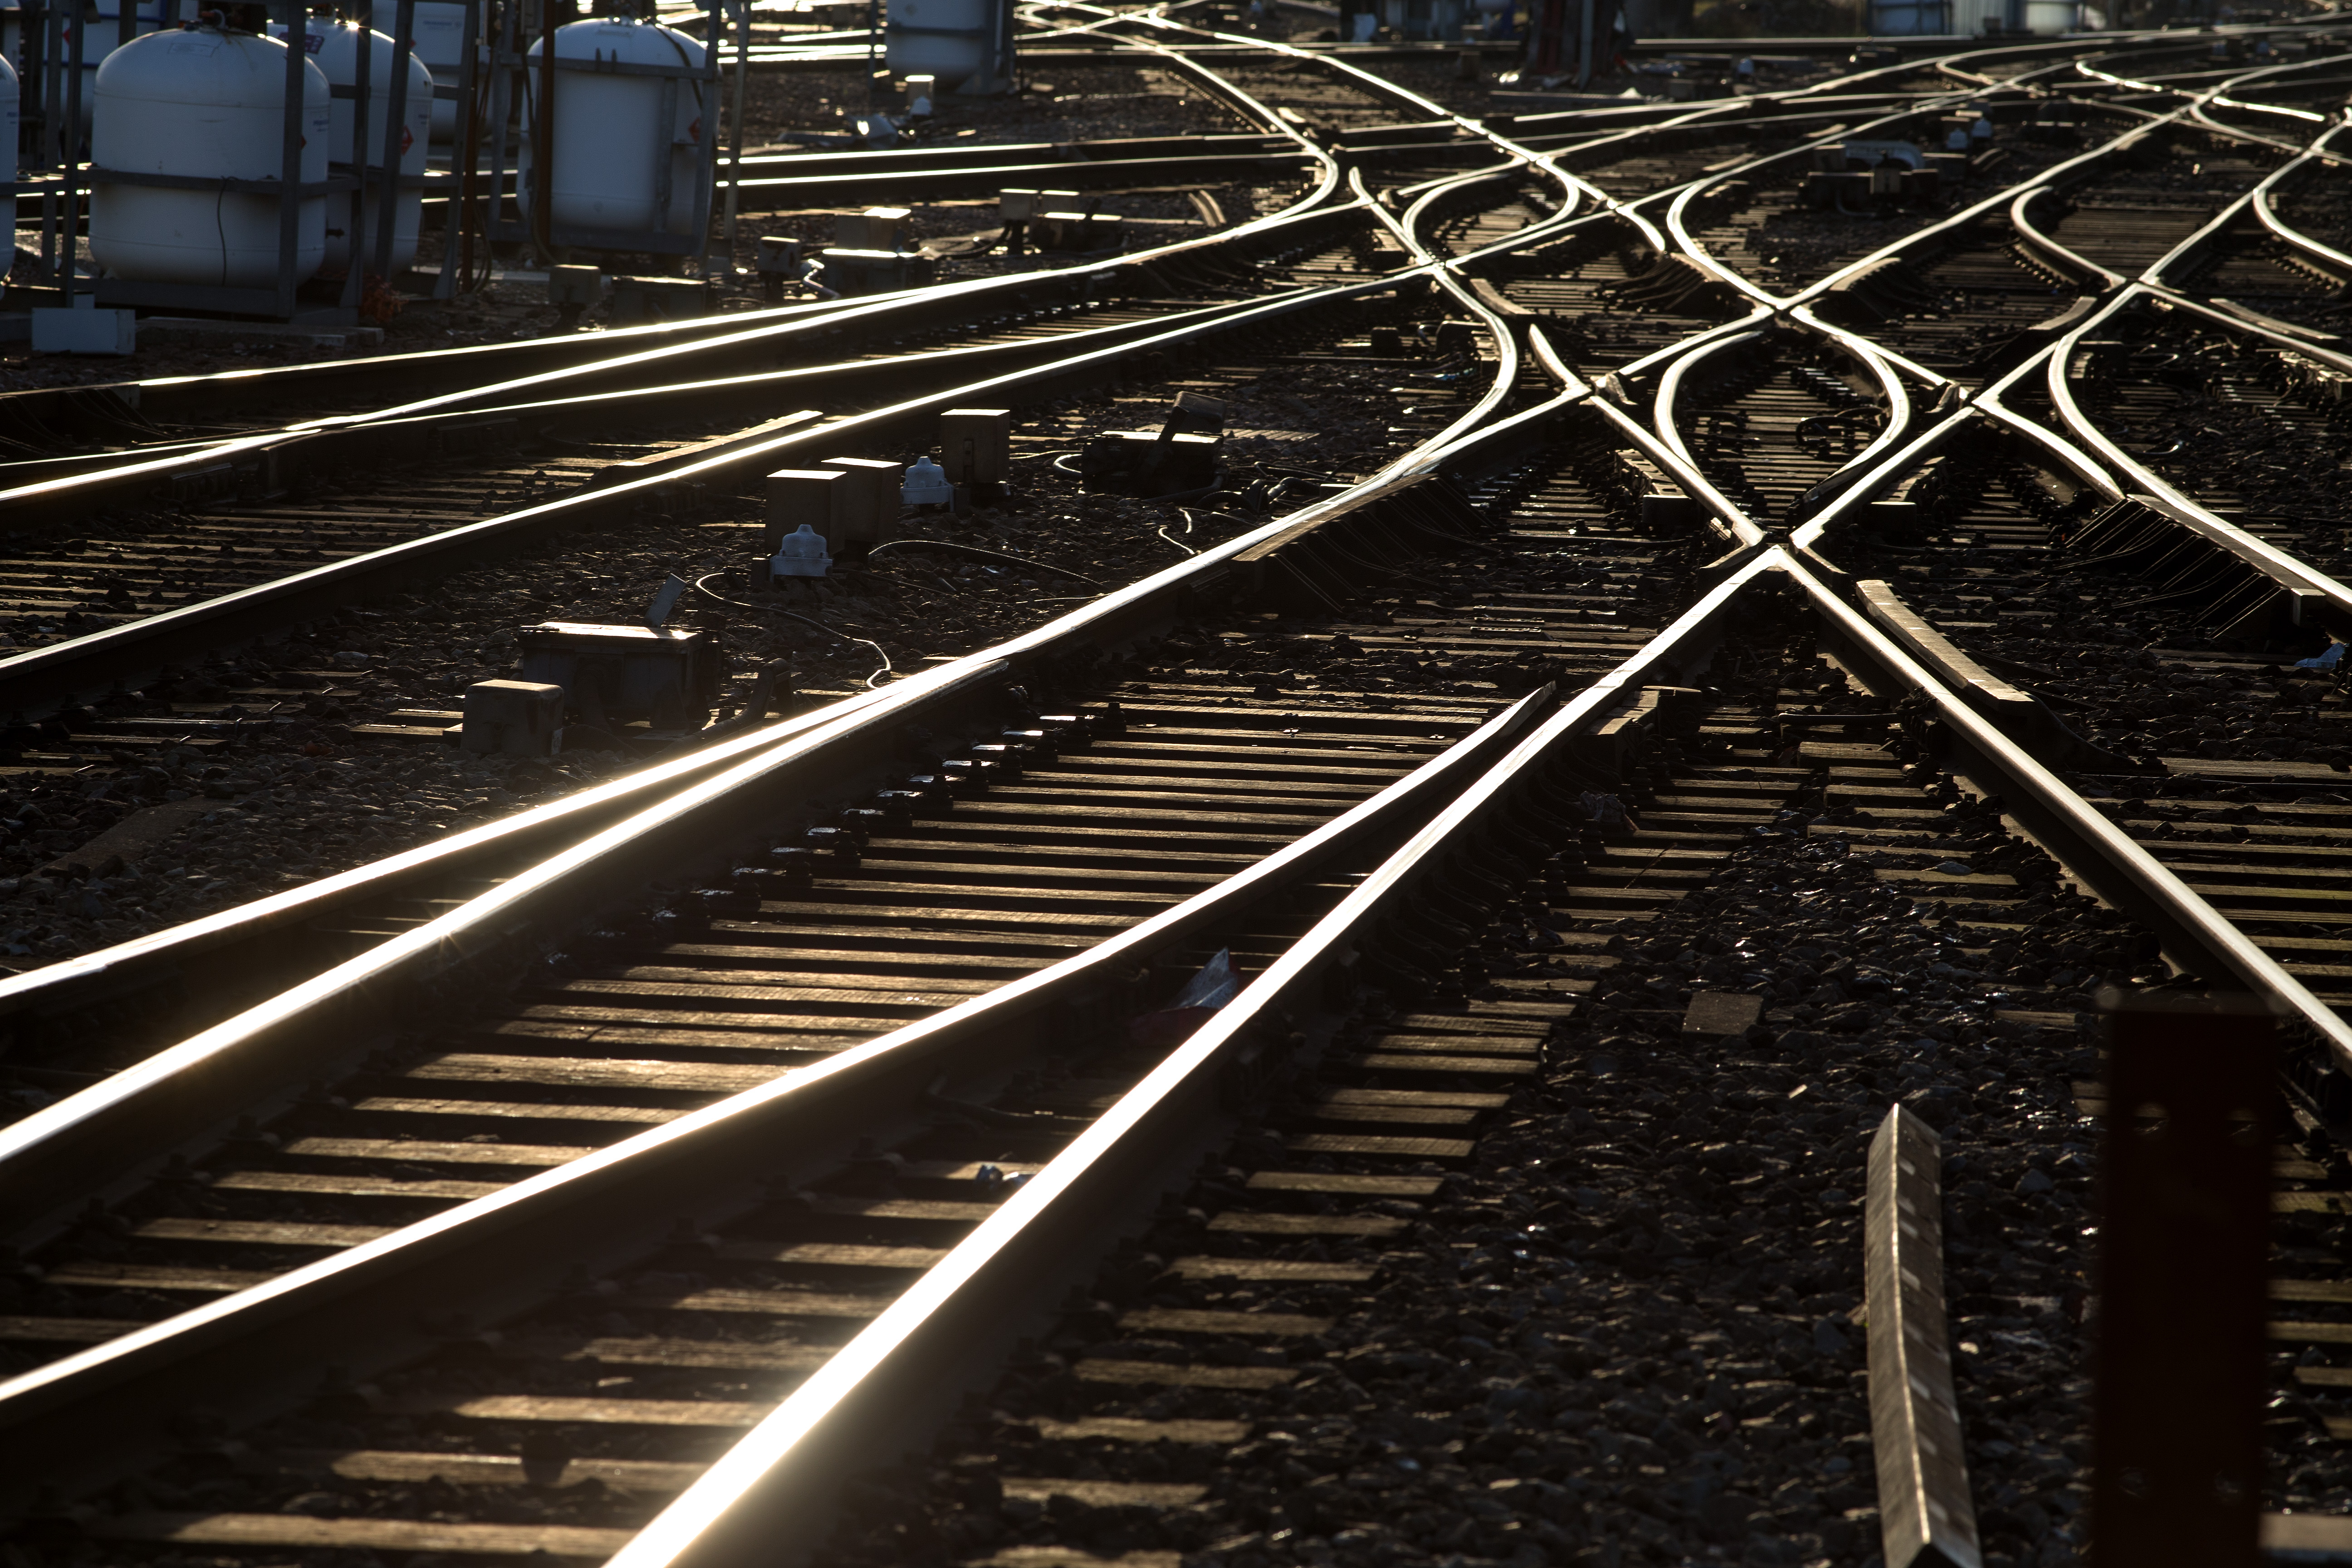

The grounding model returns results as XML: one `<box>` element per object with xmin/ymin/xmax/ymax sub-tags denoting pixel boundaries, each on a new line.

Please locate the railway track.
<box><xmin>11</xmin><ymin>20</ymin><xmax>2352</xmax><ymax>1568</ymax></box>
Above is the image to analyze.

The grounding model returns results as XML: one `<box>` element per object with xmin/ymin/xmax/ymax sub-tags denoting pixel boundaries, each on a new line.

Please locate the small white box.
<box><xmin>32</xmin><ymin>299</ymin><xmax>135</xmax><ymax>355</ymax></box>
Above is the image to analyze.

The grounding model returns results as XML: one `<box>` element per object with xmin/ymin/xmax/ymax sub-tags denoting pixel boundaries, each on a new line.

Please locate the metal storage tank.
<box><xmin>519</xmin><ymin>17</ymin><xmax>706</xmax><ymax>236</ymax></box>
<box><xmin>0</xmin><ymin>55</ymin><xmax>17</xmax><ymax>182</ymax></box>
<box><xmin>296</xmin><ymin>20</ymin><xmax>435</xmax><ymax>272</ymax></box>
<box><xmin>886</xmin><ymin>0</ymin><xmax>1013</xmax><ymax>93</ymax></box>
<box><xmin>87</xmin><ymin>26</ymin><xmax>331</xmax><ymax>287</ymax></box>
<box><xmin>411</xmin><ymin>0</ymin><xmax>468</xmax><ymax>141</ymax></box>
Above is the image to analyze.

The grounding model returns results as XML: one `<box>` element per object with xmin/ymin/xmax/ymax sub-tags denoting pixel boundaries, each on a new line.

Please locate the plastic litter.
<box><xmin>2294</xmin><ymin>641</ymin><xmax>2345</xmax><ymax>671</ymax></box>
<box><xmin>1131</xmin><ymin>948</ymin><xmax>1243</xmax><ymax>1048</ymax></box>
<box><xmin>770</xmin><ymin>523</ymin><xmax>832</xmax><ymax>579</ymax></box>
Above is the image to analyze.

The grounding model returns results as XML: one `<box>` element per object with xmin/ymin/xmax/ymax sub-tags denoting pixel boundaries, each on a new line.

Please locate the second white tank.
<box><xmin>519</xmin><ymin>16</ymin><xmax>707</xmax><ymax>236</ymax></box>
<box><xmin>295</xmin><ymin>20</ymin><xmax>435</xmax><ymax>273</ymax></box>
<box><xmin>88</xmin><ymin>26</ymin><xmax>331</xmax><ymax>288</ymax></box>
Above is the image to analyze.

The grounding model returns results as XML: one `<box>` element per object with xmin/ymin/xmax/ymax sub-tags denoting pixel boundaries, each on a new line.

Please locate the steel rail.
<box><xmin>0</xmin><ymin>18</ymin><xmax>1632</xmax><ymax>720</ymax></box>
<box><xmin>0</xmin><ymin>685</ymin><xmax>902</xmax><ymax>1028</ymax></box>
<box><xmin>419</xmin><ymin>134</ymin><xmax>1323</xmax><ymax>225</ymax></box>
<box><xmin>2041</xmin><ymin>293</ymin><xmax>2352</xmax><ymax>624</ymax></box>
<box><xmin>1787</xmin><ymin>545</ymin><xmax>2352</xmax><ymax>1065</ymax></box>
<box><xmin>0</xmin><ymin>25</ymin><xmax>1658</xmax><ymax>1060</ymax></box>
<box><xmin>0</xmin><ymin>200</ymin><xmax>1466</xmax><ymax>719</ymax></box>
<box><xmin>2003</xmin><ymin>119</ymin><xmax>2352</xmax><ymax>621</ymax></box>
<box><xmin>1367</xmin><ymin>167</ymin><xmax>1528</xmax><ymax>446</ymax></box>
<box><xmin>2</xmin><ymin>68</ymin><xmax>1348</xmax><ymax>477</ymax></box>
<box><xmin>1777</xmin><ymin>72</ymin><xmax>2352</xmax><ymax>547</ymax></box>
<box><xmin>0</xmin><ymin>184</ymin><xmax>1598</xmax><ymax>1238</ymax></box>
<box><xmin>0</xmin><ymin>682</ymin><xmax>1560</xmax><ymax>1504</ymax></box>
<box><xmin>2255</xmin><ymin>180</ymin><xmax>2352</xmax><ymax>280</ymax></box>
<box><xmin>1665</xmin><ymin>42</ymin><xmax>2352</xmax><ymax>327</ymax></box>
<box><xmin>0</xmin><ymin>280</ymin><xmax>1352</xmax><ymax>497</ymax></box>
<box><xmin>1649</xmin><ymin>328</ymin><xmax>1912</xmax><ymax>526</ymax></box>
<box><xmin>0</xmin><ymin>291</ymin><xmax>872</xmax><ymax>427</ymax></box>
<box><xmin>1864</xmin><ymin>1104</ymin><xmax>1981</xmax><ymax>1568</ymax></box>
<box><xmin>2006</xmin><ymin>181</ymin><xmax>2128</xmax><ymax>293</ymax></box>
<box><xmin>588</xmin><ymin>544</ymin><xmax>1793</xmax><ymax>1568</ymax></box>
<box><xmin>1490</xmin><ymin>320</ymin><xmax>1763</xmax><ymax>550</ymax></box>
<box><xmin>1665</xmin><ymin>90</ymin><xmax>2132</xmax><ymax>312</ymax></box>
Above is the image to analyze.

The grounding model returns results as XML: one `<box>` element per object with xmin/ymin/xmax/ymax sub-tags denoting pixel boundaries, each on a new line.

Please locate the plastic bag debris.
<box><xmin>2295</xmin><ymin>641</ymin><xmax>2345</xmax><ymax>671</ymax></box>
<box><xmin>1131</xmin><ymin>948</ymin><xmax>1243</xmax><ymax>1048</ymax></box>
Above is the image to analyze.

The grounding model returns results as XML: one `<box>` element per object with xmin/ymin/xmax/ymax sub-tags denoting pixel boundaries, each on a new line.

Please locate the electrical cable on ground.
<box><xmin>864</xmin><ymin>537</ymin><xmax>1104</xmax><ymax>588</ymax></box>
<box><xmin>692</xmin><ymin>572</ymin><xmax>897</xmax><ymax>688</ymax></box>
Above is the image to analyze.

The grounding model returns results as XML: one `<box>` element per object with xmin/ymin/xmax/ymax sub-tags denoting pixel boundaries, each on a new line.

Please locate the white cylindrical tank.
<box><xmin>88</xmin><ymin>27</ymin><xmax>332</xmax><ymax>289</ymax></box>
<box><xmin>886</xmin><ymin>0</ymin><xmax>1007</xmax><ymax>93</ymax></box>
<box><xmin>0</xmin><ymin>56</ymin><xmax>18</xmax><ymax>182</ymax></box>
<box><xmin>410</xmin><ymin>0</ymin><xmax>469</xmax><ymax>142</ymax></box>
<box><xmin>297</xmin><ymin>20</ymin><xmax>434</xmax><ymax>273</ymax></box>
<box><xmin>519</xmin><ymin>17</ymin><xmax>706</xmax><ymax>236</ymax></box>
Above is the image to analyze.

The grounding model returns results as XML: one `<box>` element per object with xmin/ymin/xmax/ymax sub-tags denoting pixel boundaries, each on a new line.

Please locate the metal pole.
<box><xmin>441</xmin><ymin>0</ymin><xmax>480</xmax><ymax>297</ymax></box>
<box><xmin>373</xmin><ymin>0</ymin><xmax>415</xmax><ymax>283</ymax></box>
<box><xmin>531</xmin><ymin>0</ymin><xmax>555</xmax><ymax>264</ymax></box>
<box><xmin>722</xmin><ymin>0</ymin><xmax>745</xmax><ymax>255</ymax></box>
<box><xmin>2089</xmin><ymin>993</ymin><xmax>2273</xmax><ymax>1568</ymax></box>
<box><xmin>277</xmin><ymin>0</ymin><xmax>304</xmax><ymax>318</ymax></box>
<box><xmin>650</xmin><ymin>72</ymin><xmax>675</xmax><ymax>249</ymax></box>
<box><xmin>1574</xmin><ymin>0</ymin><xmax>1593</xmax><ymax>84</ymax></box>
<box><xmin>341</xmin><ymin>0</ymin><xmax>372</xmax><ymax>312</ymax></box>
<box><xmin>35</xmin><ymin>1</ymin><xmax>56</xmax><ymax>280</ymax></box>
<box><xmin>483</xmin><ymin>0</ymin><xmax>514</xmax><ymax>259</ymax></box>
<box><xmin>59</xmin><ymin>0</ymin><xmax>78</xmax><ymax>304</ymax></box>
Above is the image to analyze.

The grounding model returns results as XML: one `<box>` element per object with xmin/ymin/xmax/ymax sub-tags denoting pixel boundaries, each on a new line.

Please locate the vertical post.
<box><xmin>863</xmin><ymin>0</ymin><xmax>877</xmax><ymax>109</ymax></box>
<box><xmin>36</xmin><ymin>0</ymin><xmax>57</xmax><ymax>279</ymax></box>
<box><xmin>58</xmin><ymin>0</ymin><xmax>78</xmax><ymax>304</ymax></box>
<box><xmin>441</xmin><ymin>0</ymin><xmax>480</xmax><ymax>297</ymax></box>
<box><xmin>687</xmin><ymin>0</ymin><xmax>719</xmax><ymax>275</ymax></box>
<box><xmin>1574</xmin><ymin>0</ymin><xmax>1595</xmax><ymax>85</ymax></box>
<box><xmin>2090</xmin><ymin>992</ymin><xmax>2274</xmax><ymax>1568</ymax></box>
<box><xmin>650</xmin><ymin>72</ymin><xmax>676</xmax><ymax>246</ymax></box>
<box><xmin>373</xmin><ymin>0</ymin><xmax>415</xmax><ymax>282</ymax></box>
<box><xmin>722</xmin><ymin>0</ymin><xmax>745</xmax><ymax>256</ymax></box>
<box><xmin>341</xmin><ymin>0</ymin><xmax>372</xmax><ymax>312</ymax></box>
<box><xmin>277</xmin><ymin>0</ymin><xmax>306</xmax><ymax>318</ymax></box>
<box><xmin>531</xmin><ymin>0</ymin><xmax>555</xmax><ymax>263</ymax></box>
<box><xmin>482</xmin><ymin>0</ymin><xmax>514</xmax><ymax>257</ymax></box>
